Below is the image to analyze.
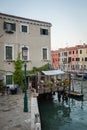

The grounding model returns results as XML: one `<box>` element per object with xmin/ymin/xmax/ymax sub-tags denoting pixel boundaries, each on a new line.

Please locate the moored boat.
<box><xmin>66</xmin><ymin>90</ymin><xmax>83</xmax><ymax>99</ymax></box>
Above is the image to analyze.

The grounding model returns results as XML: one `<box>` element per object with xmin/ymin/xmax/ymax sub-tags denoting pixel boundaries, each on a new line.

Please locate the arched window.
<box><xmin>22</xmin><ymin>46</ymin><xmax>29</xmax><ymax>61</ymax></box>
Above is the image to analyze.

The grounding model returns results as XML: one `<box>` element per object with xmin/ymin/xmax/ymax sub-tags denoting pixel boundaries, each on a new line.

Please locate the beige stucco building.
<box><xmin>0</xmin><ymin>13</ymin><xmax>52</xmax><ymax>86</ymax></box>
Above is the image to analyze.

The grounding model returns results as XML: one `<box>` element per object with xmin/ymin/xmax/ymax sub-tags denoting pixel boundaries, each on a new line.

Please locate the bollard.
<box><xmin>35</xmin><ymin>113</ymin><xmax>41</xmax><ymax>130</ymax></box>
<box><xmin>35</xmin><ymin>122</ymin><xmax>41</xmax><ymax>130</ymax></box>
<box><xmin>35</xmin><ymin>113</ymin><xmax>40</xmax><ymax>123</ymax></box>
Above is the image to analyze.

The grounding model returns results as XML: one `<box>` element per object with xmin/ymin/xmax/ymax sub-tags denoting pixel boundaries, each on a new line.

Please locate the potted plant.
<box><xmin>47</xmin><ymin>81</ymin><xmax>54</xmax><ymax>87</ymax></box>
<box><xmin>0</xmin><ymin>82</ymin><xmax>5</xmax><ymax>95</ymax></box>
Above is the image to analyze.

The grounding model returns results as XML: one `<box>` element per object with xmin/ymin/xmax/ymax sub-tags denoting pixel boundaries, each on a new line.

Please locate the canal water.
<box><xmin>38</xmin><ymin>79</ymin><xmax>87</xmax><ymax>130</ymax></box>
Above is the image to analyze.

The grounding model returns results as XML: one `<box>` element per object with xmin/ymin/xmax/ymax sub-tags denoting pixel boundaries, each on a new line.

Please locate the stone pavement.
<box><xmin>0</xmin><ymin>91</ymin><xmax>31</xmax><ymax>130</ymax></box>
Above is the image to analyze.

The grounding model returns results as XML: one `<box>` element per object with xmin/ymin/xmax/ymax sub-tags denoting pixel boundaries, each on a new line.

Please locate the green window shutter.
<box><xmin>45</xmin><ymin>29</ymin><xmax>48</xmax><ymax>35</ymax></box>
<box><xmin>6</xmin><ymin>46</ymin><xmax>12</xmax><ymax>60</ymax></box>
<box><xmin>6</xmin><ymin>75</ymin><xmax>13</xmax><ymax>85</ymax></box>
<box><xmin>3</xmin><ymin>22</ymin><xmax>16</xmax><ymax>31</ymax></box>
<box><xmin>3</xmin><ymin>22</ymin><xmax>7</xmax><ymax>29</ymax></box>
<box><xmin>12</xmin><ymin>23</ymin><xmax>16</xmax><ymax>31</ymax></box>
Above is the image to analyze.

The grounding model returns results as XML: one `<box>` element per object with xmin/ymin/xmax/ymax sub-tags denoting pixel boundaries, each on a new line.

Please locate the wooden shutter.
<box><xmin>11</xmin><ymin>23</ymin><xmax>16</xmax><ymax>31</ymax></box>
<box><xmin>6</xmin><ymin>46</ymin><xmax>12</xmax><ymax>60</ymax></box>
<box><xmin>3</xmin><ymin>22</ymin><xmax>7</xmax><ymax>29</ymax></box>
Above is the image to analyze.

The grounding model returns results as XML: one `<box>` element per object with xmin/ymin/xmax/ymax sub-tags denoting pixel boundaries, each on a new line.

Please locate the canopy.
<box><xmin>42</xmin><ymin>70</ymin><xmax>65</xmax><ymax>76</ymax></box>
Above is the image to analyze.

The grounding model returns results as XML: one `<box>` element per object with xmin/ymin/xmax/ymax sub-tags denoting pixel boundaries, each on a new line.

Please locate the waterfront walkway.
<box><xmin>0</xmin><ymin>91</ymin><xmax>31</xmax><ymax>130</ymax></box>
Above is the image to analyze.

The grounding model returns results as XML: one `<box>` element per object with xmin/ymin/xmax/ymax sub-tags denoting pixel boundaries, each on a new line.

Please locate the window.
<box><xmin>63</xmin><ymin>58</ymin><xmax>67</xmax><ymax>64</ymax></box>
<box><xmin>84</xmin><ymin>65</ymin><xmax>86</xmax><ymax>69</ymax></box>
<box><xmin>42</xmin><ymin>48</ymin><xmax>48</xmax><ymax>60</ymax></box>
<box><xmin>20</xmin><ymin>24</ymin><xmax>29</xmax><ymax>33</ymax></box>
<box><xmin>69</xmin><ymin>51</ymin><xmax>71</xmax><ymax>54</ymax></box>
<box><xmin>76</xmin><ymin>58</ymin><xmax>80</xmax><ymax>61</ymax></box>
<box><xmin>64</xmin><ymin>52</ymin><xmax>67</xmax><ymax>56</ymax></box>
<box><xmin>4</xmin><ymin>21</ymin><xmax>16</xmax><ymax>33</ymax></box>
<box><xmin>5</xmin><ymin>46</ymin><xmax>13</xmax><ymax>60</ymax></box>
<box><xmin>72</xmin><ymin>58</ymin><xmax>74</xmax><ymax>61</ymax></box>
<box><xmin>40</xmin><ymin>28</ymin><xmax>48</xmax><ymax>35</ymax></box>
<box><xmin>80</xmin><ymin>50</ymin><xmax>82</xmax><ymax>54</ymax></box>
<box><xmin>21</xmin><ymin>46</ymin><xmax>29</xmax><ymax>61</ymax></box>
<box><xmin>6</xmin><ymin>75</ymin><xmax>13</xmax><ymax>85</ymax></box>
<box><xmin>68</xmin><ymin>57</ymin><xmax>71</xmax><ymax>63</ymax></box>
<box><xmin>85</xmin><ymin>57</ymin><xmax>87</xmax><ymax>61</ymax></box>
<box><xmin>82</xmin><ymin>58</ymin><xmax>84</xmax><ymax>61</ymax></box>
<box><xmin>68</xmin><ymin>57</ymin><xmax>72</xmax><ymax>63</ymax></box>
<box><xmin>71</xmin><ymin>65</ymin><xmax>75</xmax><ymax>70</ymax></box>
<box><xmin>76</xmin><ymin>50</ymin><xmax>78</xmax><ymax>54</ymax></box>
<box><xmin>21</xmin><ymin>25</ymin><xmax>27</xmax><ymax>32</ymax></box>
<box><xmin>22</xmin><ymin>47</ymin><xmax>28</xmax><ymax>61</ymax></box>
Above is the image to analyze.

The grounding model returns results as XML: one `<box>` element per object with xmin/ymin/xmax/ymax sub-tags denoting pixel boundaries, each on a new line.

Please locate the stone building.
<box><xmin>0</xmin><ymin>13</ymin><xmax>52</xmax><ymax>86</ymax></box>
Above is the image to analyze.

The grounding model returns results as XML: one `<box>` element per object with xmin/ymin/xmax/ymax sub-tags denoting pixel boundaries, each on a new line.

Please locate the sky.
<box><xmin>0</xmin><ymin>0</ymin><xmax>87</xmax><ymax>50</ymax></box>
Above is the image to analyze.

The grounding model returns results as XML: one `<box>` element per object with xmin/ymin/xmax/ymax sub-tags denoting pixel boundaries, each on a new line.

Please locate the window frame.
<box><xmin>42</xmin><ymin>47</ymin><xmax>48</xmax><ymax>60</ymax></box>
<box><xmin>20</xmin><ymin>23</ymin><xmax>29</xmax><ymax>33</ymax></box>
<box><xmin>76</xmin><ymin>57</ymin><xmax>80</xmax><ymax>61</ymax></box>
<box><xmin>85</xmin><ymin>57</ymin><xmax>87</xmax><ymax>61</ymax></box>
<box><xmin>20</xmin><ymin>46</ymin><xmax>29</xmax><ymax>61</ymax></box>
<box><xmin>3</xmin><ymin>21</ymin><xmax>16</xmax><ymax>32</ymax></box>
<box><xmin>6</xmin><ymin>75</ymin><xmax>13</xmax><ymax>85</ymax></box>
<box><xmin>80</xmin><ymin>50</ymin><xmax>82</xmax><ymax>54</ymax></box>
<box><xmin>4</xmin><ymin>44</ymin><xmax>14</xmax><ymax>61</ymax></box>
<box><xmin>40</xmin><ymin>28</ymin><xmax>48</xmax><ymax>35</ymax></box>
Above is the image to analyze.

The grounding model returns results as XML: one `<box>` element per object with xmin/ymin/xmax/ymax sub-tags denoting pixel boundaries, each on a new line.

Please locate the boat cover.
<box><xmin>42</xmin><ymin>70</ymin><xmax>65</xmax><ymax>76</ymax></box>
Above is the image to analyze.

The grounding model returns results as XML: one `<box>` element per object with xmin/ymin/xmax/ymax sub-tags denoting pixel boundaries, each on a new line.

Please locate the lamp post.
<box><xmin>22</xmin><ymin>46</ymin><xmax>28</xmax><ymax>112</ymax></box>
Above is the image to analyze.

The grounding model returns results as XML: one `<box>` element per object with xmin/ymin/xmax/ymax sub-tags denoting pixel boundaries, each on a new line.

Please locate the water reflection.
<box><xmin>38</xmin><ymin>80</ymin><xmax>87</xmax><ymax>130</ymax></box>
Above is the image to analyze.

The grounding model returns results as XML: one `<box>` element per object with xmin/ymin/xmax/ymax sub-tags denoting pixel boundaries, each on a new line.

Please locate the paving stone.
<box><xmin>0</xmin><ymin>92</ymin><xmax>31</xmax><ymax>130</ymax></box>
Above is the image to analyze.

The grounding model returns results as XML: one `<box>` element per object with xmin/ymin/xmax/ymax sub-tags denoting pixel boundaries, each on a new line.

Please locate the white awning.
<box><xmin>42</xmin><ymin>70</ymin><xmax>65</xmax><ymax>76</ymax></box>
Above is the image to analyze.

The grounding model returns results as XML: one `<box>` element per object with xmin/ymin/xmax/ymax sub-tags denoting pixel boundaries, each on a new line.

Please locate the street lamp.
<box><xmin>22</xmin><ymin>46</ymin><xmax>28</xmax><ymax>112</ymax></box>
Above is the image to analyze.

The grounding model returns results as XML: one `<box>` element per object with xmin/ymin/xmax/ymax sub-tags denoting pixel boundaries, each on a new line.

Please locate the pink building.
<box><xmin>51</xmin><ymin>50</ymin><xmax>59</xmax><ymax>69</ymax></box>
<box><xmin>51</xmin><ymin>44</ymin><xmax>87</xmax><ymax>72</ymax></box>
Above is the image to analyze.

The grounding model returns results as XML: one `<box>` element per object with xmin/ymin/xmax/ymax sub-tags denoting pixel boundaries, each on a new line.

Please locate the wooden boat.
<box><xmin>76</xmin><ymin>73</ymin><xmax>83</xmax><ymax>77</ymax></box>
<box><xmin>76</xmin><ymin>72</ymin><xmax>87</xmax><ymax>79</ymax></box>
<box><xmin>66</xmin><ymin>90</ymin><xmax>83</xmax><ymax>99</ymax></box>
<box><xmin>83</xmin><ymin>74</ymin><xmax>87</xmax><ymax>79</ymax></box>
<box><xmin>67</xmin><ymin>73</ymin><xmax>84</xmax><ymax>100</ymax></box>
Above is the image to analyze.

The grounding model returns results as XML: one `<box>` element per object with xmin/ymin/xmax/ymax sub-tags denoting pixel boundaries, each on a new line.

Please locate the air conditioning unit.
<box><xmin>5</xmin><ymin>24</ymin><xmax>14</xmax><ymax>33</ymax></box>
<box><xmin>6</xmin><ymin>29</ymin><xmax>14</xmax><ymax>33</ymax></box>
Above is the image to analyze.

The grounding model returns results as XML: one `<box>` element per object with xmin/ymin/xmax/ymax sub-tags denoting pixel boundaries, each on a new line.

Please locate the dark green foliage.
<box><xmin>28</xmin><ymin>63</ymin><xmax>49</xmax><ymax>75</ymax></box>
<box><xmin>0</xmin><ymin>82</ymin><xmax>5</xmax><ymax>92</ymax></box>
<box><xmin>13</xmin><ymin>53</ymin><xmax>24</xmax><ymax>89</ymax></box>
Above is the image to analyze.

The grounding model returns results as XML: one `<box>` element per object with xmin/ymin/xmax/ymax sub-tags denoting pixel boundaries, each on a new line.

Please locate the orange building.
<box><xmin>51</xmin><ymin>50</ymin><xmax>59</xmax><ymax>69</ymax></box>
